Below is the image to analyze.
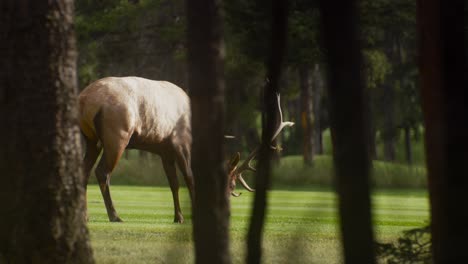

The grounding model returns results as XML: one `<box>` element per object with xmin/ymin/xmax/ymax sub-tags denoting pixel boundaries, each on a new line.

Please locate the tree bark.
<box><xmin>312</xmin><ymin>64</ymin><xmax>324</xmax><ymax>155</ymax></box>
<box><xmin>367</xmin><ymin>89</ymin><xmax>378</xmax><ymax>160</ymax></box>
<box><xmin>186</xmin><ymin>0</ymin><xmax>230</xmax><ymax>263</ymax></box>
<box><xmin>404</xmin><ymin>126</ymin><xmax>413</xmax><ymax>165</ymax></box>
<box><xmin>0</xmin><ymin>1</ymin><xmax>94</xmax><ymax>263</ymax></box>
<box><xmin>417</xmin><ymin>0</ymin><xmax>468</xmax><ymax>263</ymax></box>
<box><xmin>299</xmin><ymin>64</ymin><xmax>314</xmax><ymax>165</ymax></box>
<box><xmin>319</xmin><ymin>0</ymin><xmax>376</xmax><ymax>263</ymax></box>
<box><xmin>382</xmin><ymin>33</ymin><xmax>398</xmax><ymax>162</ymax></box>
<box><xmin>247</xmin><ymin>1</ymin><xmax>288</xmax><ymax>263</ymax></box>
<box><xmin>382</xmin><ymin>81</ymin><xmax>397</xmax><ymax>161</ymax></box>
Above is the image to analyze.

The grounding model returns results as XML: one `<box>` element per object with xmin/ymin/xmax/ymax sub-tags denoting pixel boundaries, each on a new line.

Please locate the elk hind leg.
<box><xmin>83</xmin><ymin>138</ymin><xmax>102</xmax><ymax>220</ymax></box>
<box><xmin>162</xmin><ymin>156</ymin><xmax>184</xmax><ymax>223</ymax></box>
<box><xmin>95</xmin><ymin>141</ymin><xmax>127</xmax><ymax>222</ymax></box>
<box><xmin>174</xmin><ymin>143</ymin><xmax>195</xmax><ymax>203</ymax></box>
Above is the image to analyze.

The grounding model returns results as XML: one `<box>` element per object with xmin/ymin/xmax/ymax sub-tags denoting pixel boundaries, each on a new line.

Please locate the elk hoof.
<box><xmin>174</xmin><ymin>214</ymin><xmax>184</xmax><ymax>224</ymax></box>
<box><xmin>110</xmin><ymin>216</ymin><xmax>123</xmax><ymax>222</ymax></box>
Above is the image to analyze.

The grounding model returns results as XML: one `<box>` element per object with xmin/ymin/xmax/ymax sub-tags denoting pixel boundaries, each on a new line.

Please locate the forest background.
<box><xmin>76</xmin><ymin>0</ymin><xmax>425</xmax><ymax>189</ymax></box>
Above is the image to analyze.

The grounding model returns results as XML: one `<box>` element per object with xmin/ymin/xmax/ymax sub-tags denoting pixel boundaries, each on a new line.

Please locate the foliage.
<box><xmin>223</xmin><ymin>35</ymin><xmax>265</xmax><ymax>144</ymax></box>
<box><xmin>75</xmin><ymin>0</ymin><xmax>424</xmax><ymax>166</ymax></box>
<box><xmin>376</xmin><ymin>226</ymin><xmax>432</xmax><ymax>264</ymax></box>
<box><xmin>360</xmin><ymin>0</ymin><xmax>421</xmax><ymax>151</ymax></box>
<box><xmin>287</xmin><ymin>1</ymin><xmax>322</xmax><ymax>66</ymax></box>
<box><xmin>75</xmin><ymin>0</ymin><xmax>185</xmax><ymax>88</ymax></box>
<box><xmin>363</xmin><ymin>49</ymin><xmax>391</xmax><ymax>90</ymax></box>
<box><xmin>99</xmin><ymin>150</ymin><xmax>427</xmax><ymax>189</ymax></box>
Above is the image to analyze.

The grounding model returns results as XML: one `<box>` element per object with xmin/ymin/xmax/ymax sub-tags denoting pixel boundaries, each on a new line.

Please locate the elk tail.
<box><xmin>93</xmin><ymin>108</ymin><xmax>104</xmax><ymax>148</ymax></box>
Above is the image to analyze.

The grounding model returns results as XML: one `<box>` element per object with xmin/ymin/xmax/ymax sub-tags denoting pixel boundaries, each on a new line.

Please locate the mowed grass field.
<box><xmin>86</xmin><ymin>185</ymin><xmax>429</xmax><ymax>264</ymax></box>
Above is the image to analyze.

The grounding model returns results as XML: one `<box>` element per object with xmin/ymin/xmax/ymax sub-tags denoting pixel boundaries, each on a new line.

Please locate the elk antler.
<box><xmin>229</xmin><ymin>93</ymin><xmax>294</xmax><ymax>197</ymax></box>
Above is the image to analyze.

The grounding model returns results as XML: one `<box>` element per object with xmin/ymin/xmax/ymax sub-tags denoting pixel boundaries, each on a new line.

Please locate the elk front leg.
<box><xmin>162</xmin><ymin>156</ymin><xmax>184</xmax><ymax>223</ymax></box>
<box><xmin>95</xmin><ymin>152</ymin><xmax>123</xmax><ymax>222</ymax></box>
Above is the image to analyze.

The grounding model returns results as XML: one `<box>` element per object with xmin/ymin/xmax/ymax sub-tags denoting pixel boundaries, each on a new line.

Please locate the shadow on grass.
<box><xmin>376</xmin><ymin>225</ymin><xmax>431</xmax><ymax>264</ymax></box>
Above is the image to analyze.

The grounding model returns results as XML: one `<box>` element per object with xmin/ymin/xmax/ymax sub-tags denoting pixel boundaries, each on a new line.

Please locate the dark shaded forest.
<box><xmin>75</xmin><ymin>0</ymin><xmax>424</xmax><ymax>166</ymax></box>
<box><xmin>1</xmin><ymin>0</ymin><xmax>467</xmax><ymax>263</ymax></box>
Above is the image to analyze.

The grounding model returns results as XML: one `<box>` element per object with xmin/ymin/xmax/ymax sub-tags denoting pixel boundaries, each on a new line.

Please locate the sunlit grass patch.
<box><xmin>87</xmin><ymin>185</ymin><xmax>428</xmax><ymax>263</ymax></box>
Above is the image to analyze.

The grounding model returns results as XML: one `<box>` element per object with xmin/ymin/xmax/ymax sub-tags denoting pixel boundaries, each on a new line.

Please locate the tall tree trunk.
<box><xmin>312</xmin><ymin>64</ymin><xmax>324</xmax><ymax>155</ymax></box>
<box><xmin>300</xmin><ymin>64</ymin><xmax>314</xmax><ymax>165</ymax></box>
<box><xmin>319</xmin><ymin>1</ymin><xmax>376</xmax><ymax>263</ymax></box>
<box><xmin>186</xmin><ymin>0</ymin><xmax>230</xmax><ymax>263</ymax></box>
<box><xmin>247</xmin><ymin>1</ymin><xmax>288</xmax><ymax>263</ymax></box>
<box><xmin>289</xmin><ymin>97</ymin><xmax>302</xmax><ymax>154</ymax></box>
<box><xmin>413</xmin><ymin>125</ymin><xmax>421</xmax><ymax>141</ymax></box>
<box><xmin>382</xmin><ymin>34</ymin><xmax>397</xmax><ymax>162</ymax></box>
<box><xmin>369</xmin><ymin>123</ymin><xmax>378</xmax><ymax>160</ymax></box>
<box><xmin>0</xmin><ymin>1</ymin><xmax>94</xmax><ymax>263</ymax></box>
<box><xmin>246</xmin><ymin>127</ymin><xmax>261</xmax><ymax>148</ymax></box>
<box><xmin>417</xmin><ymin>0</ymin><xmax>468</xmax><ymax>263</ymax></box>
<box><xmin>404</xmin><ymin>126</ymin><xmax>413</xmax><ymax>165</ymax></box>
<box><xmin>382</xmin><ymin>82</ymin><xmax>397</xmax><ymax>161</ymax></box>
<box><xmin>367</xmin><ymin>89</ymin><xmax>378</xmax><ymax>160</ymax></box>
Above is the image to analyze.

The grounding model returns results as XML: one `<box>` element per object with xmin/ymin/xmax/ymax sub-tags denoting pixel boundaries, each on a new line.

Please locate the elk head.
<box><xmin>227</xmin><ymin>93</ymin><xmax>294</xmax><ymax>197</ymax></box>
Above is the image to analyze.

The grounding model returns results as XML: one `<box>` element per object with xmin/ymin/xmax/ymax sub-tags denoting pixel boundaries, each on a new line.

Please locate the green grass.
<box><xmin>87</xmin><ymin>185</ymin><xmax>429</xmax><ymax>263</ymax></box>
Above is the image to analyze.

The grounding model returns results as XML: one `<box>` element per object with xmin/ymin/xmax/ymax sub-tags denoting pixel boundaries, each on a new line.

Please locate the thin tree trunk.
<box><xmin>300</xmin><ymin>64</ymin><xmax>314</xmax><ymax>165</ymax></box>
<box><xmin>186</xmin><ymin>0</ymin><xmax>230</xmax><ymax>263</ymax></box>
<box><xmin>382</xmin><ymin>81</ymin><xmax>397</xmax><ymax>161</ymax></box>
<box><xmin>319</xmin><ymin>0</ymin><xmax>376</xmax><ymax>263</ymax></box>
<box><xmin>413</xmin><ymin>125</ymin><xmax>421</xmax><ymax>141</ymax></box>
<box><xmin>404</xmin><ymin>126</ymin><xmax>413</xmax><ymax>165</ymax></box>
<box><xmin>312</xmin><ymin>64</ymin><xmax>324</xmax><ymax>155</ymax></box>
<box><xmin>382</xmin><ymin>33</ymin><xmax>398</xmax><ymax>162</ymax></box>
<box><xmin>246</xmin><ymin>127</ymin><xmax>261</xmax><ymax>148</ymax></box>
<box><xmin>417</xmin><ymin>0</ymin><xmax>468</xmax><ymax>263</ymax></box>
<box><xmin>317</xmin><ymin>130</ymin><xmax>324</xmax><ymax>154</ymax></box>
<box><xmin>289</xmin><ymin>98</ymin><xmax>302</xmax><ymax>154</ymax></box>
<box><xmin>369</xmin><ymin>124</ymin><xmax>378</xmax><ymax>160</ymax></box>
<box><xmin>367</xmin><ymin>89</ymin><xmax>378</xmax><ymax>160</ymax></box>
<box><xmin>247</xmin><ymin>1</ymin><xmax>288</xmax><ymax>263</ymax></box>
<box><xmin>0</xmin><ymin>1</ymin><xmax>94</xmax><ymax>263</ymax></box>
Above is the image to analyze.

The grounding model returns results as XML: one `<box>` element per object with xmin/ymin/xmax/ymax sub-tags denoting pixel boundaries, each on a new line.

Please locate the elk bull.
<box><xmin>79</xmin><ymin>76</ymin><xmax>292</xmax><ymax>223</ymax></box>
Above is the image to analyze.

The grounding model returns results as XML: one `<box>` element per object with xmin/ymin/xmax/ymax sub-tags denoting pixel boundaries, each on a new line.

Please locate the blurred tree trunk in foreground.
<box><xmin>247</xmin><ymin>0</ymin><xmax>288</xmax><ymax>263</ymax></box>
<box><xmin>417</xmin><ymin>0</ymin><xmax>468</xmax><ymax>263</ymax></box>
<box><xmin>186</xmin><ymin>0</ymin><xmax>231</xmax><ymax>263</ymax></box>
<box><xmin>0</xmin><ymin>1</ymin><xmax>94</xmax><ymax>263</ymax></box>
<box><xmin>319</xmin><ymin>0</ymin><xmax>376</xmax><ymax>263</ymax></box>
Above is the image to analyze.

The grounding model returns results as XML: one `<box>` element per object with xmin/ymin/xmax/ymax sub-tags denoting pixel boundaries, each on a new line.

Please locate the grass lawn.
<box><xmin>87</xmin><ymin>185</ymin><xmax>429</xmax><ymax>263</ymax></box>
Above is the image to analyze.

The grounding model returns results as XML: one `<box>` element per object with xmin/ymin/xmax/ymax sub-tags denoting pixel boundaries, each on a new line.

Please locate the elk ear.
<box><xmin>229</xmin><ymin>152</ymin><xmax>241</xmax><ymax>168</ymax></box>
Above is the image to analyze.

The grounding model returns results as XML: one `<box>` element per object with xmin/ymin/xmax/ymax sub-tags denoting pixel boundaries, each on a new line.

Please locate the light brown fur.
<box><xmin>79</xmin><ymin>77</ymin><xmax>194</xmax><ymax>223</ymax></box>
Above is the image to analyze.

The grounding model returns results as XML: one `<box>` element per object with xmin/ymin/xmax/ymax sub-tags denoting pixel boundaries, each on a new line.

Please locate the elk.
<box><xmin>79</xmin><ymin>76</ymin><xmax>292</xmax><ymax>222</ymax></box>
<box><xmin>226</xmin><ymin>94</ymin><xmax>294</xmax><ymax>197</ymax></box>
<box><xmin>79</xmin><ymin>76</ymin><xmax>196</xmax><ymax>223</ymax></box>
